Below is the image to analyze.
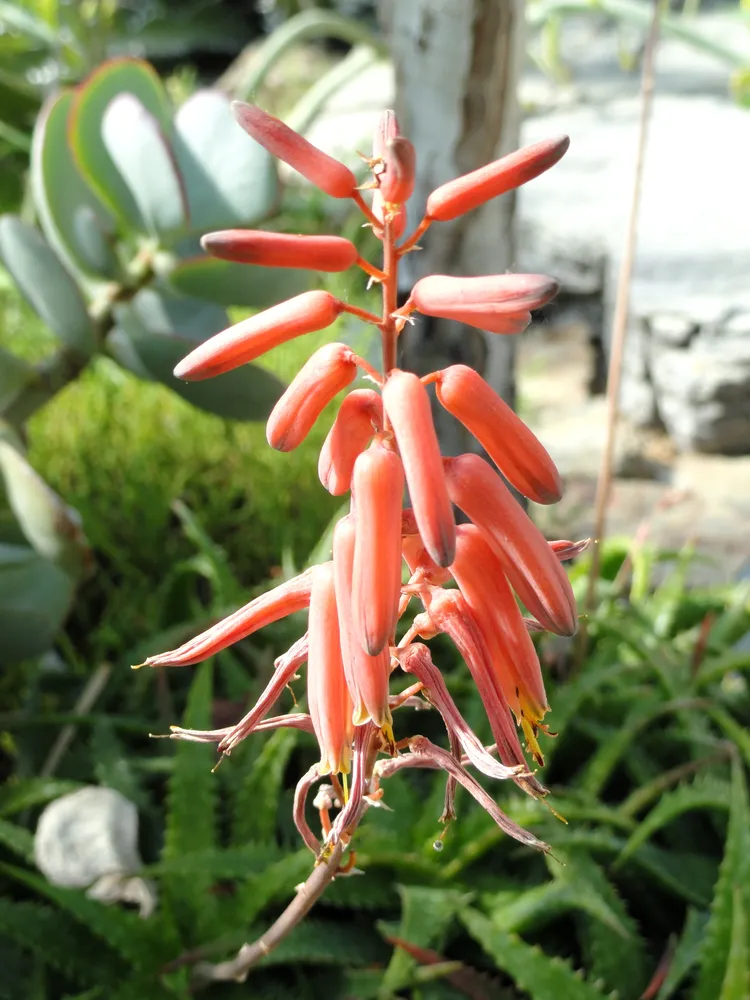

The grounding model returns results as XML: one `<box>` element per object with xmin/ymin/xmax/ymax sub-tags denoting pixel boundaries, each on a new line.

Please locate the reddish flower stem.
<box><xmin>381</xmin><ymin>217</ymin><xmax>399</xmax><ymax>401</ymax></box>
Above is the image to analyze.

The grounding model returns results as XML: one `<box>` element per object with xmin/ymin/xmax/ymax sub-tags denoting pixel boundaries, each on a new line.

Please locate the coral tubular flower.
<box><xmin>232</xmin><ymin>101</ymin><xmax>357</xmax><ymax>199</ymax></box>
<box><xmin>333</xmin><ymin>516</ymin><xmax>392</xmax><ymax>729</ymax></box>
<box><xmin>149</xmin><ymin>105</ymin><xmax>582</xmax><ymax>959</ymax></box>
<box><xmin>266</xmin><ymin>343</ymin><xmax>358</xmax><ymax>452</ymax></box>
<box><xmin>416</xmin><ymin>589</ymin><xmax>535</xmax><ymax>779</ymax></box>
<box><xmin>351</xmin><ymin>438</ymin><xmax>405</xmax><ymax>656</ymax></box>
<box><xmin>425</xmin><ymin>135</ymin><xmax>570</xmax><ymax>222</ymax></box>
<box><xmin>138</xmin><ymin>569</ymin><xmax>314</xmax><ymax>668</ymax></box>
<box><xmin>318</xmin><ymin>389</ymin><xmax>383</xmax><ymax>495</ymax></box>
<box><xmin>201</xmin><ymin>230</ymin><xmax>359</xmax><ymax>272</ymax></box>
<box><xmin>435</xmin><ymin>364</ymin><xmax>562</xmax><ymax>504</ymax></box>
<box><xmin>449</xmin><ymin>524</ymin><xmax>549</xmax><ymax>761</ymax></box>
<box><xmin>382</xmin><ymin>370</ymin><xmax>456</xmax><ymax>567</ymax></box>
<box><xmin>444</xmin><ymin>454</ymin><xmax>578</xmax><ymax>636</ymax></box>
<box><xmin>307</xmin><ymin>562</ymin><xmax>354</xmax><ymax>775</ymax></box>
<box><xmin>173</xmin><ymin>290</ymin><xmax>344</xmax><ymax>380</ymax></box>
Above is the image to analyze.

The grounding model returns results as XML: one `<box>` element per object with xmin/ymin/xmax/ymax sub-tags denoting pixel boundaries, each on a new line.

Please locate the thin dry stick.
<box><xmin>41</xmin><ymin>664</ymin><xmax>111</xmax><ymax>777</ymax></box>
<box><xmin>576</xmin><ymin>0</ymin><xmax>662</xmax><ymax>667</ymax></box>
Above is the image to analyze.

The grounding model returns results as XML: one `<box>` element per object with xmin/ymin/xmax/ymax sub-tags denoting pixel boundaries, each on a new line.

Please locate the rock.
<box><xmin>34</xmin><ymin>786</ymin><xmax>157</xmax><ymax>918</ymax></box>
<box><xmin>517</xmin><ymin>11</ymin><xmax>750</xmax><ymax>454</ymax></box>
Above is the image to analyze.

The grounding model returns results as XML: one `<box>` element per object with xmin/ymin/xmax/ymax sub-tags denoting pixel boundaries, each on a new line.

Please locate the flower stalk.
<box><xmin>143</xmin><ymin>104</ymin><xmax>584</xmax><ymax>980</ymax></box>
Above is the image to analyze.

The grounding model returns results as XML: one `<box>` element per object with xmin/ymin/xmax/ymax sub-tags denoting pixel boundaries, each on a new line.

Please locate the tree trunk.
<box><xmin>378</xmin><ymin>0</ymin><xmax>524</xmax><ymax>453</ymax></box>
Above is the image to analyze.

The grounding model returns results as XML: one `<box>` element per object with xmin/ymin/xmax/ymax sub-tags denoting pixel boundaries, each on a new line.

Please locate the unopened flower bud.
<box><xmin>266</xmin><ymin>343</ymin><xmax>358</xmax><ymax>452</ymax></box>
<box><xmin>173</xmin><ymin>291</ymin><xmax>343</xmax><ymax>381</ymax></box>
<box><xmin>444</xmin><ymin>454</ymin><xmax>578</xmax><ymax>637</ymax></box>
<box><xmin>426</xmin><ymin>135</ymin><xmax>570</xmax><ymax>222</ymax></box>
<box><xmin>201</xmin><ymin>230</ymin><xmax>358</xmax><ymax>272</ymax></box>
<box><xmin>318</xmin><ymin>389</ymin><xmax>383</xmax><ymax>495</ymax></box>
<box><xmin>351</xmin><ymin>439</ymin><xmax>405</xmax><ymax>656</ymax></box>
<box><xmin>382</xmin><ymin>370</ymin><xmax>456</xmax><ymax>567</ymax></box>
<box><xmin>435</xmin><ymin>364</ymin><xmax>562</xmax><ymax>504</ymax></box>
<box><xmin>232</xmin><ymin>102</ymin><xmax>357</xmax><ymax>199</ymax></box>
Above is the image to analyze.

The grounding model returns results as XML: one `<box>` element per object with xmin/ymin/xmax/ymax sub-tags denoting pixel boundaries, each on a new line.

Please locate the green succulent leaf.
<box><xmin>0</xmin><ymin>816</ymin><xmax>34</xmax><ymax>861</ymax></box>
<box><xmin>0</xmin><ymin>439</ymin><xmax>91</xmax><ymax>578</ymax></box>
<box><xmin>656</xmin><ymin>909</ymin><xmax>708</xmax><ymax>1000</ymax></box>
<box><xmin>68</xmin><ymin>58</ymin><xmax>172</xmax><ymax>230</ymax></box>
<box><xmin>0</xmin><ymin>346</ymin><xmax>34</xmax><ymax>414</ymax></box>
<box><xmin>0</xmin><ymin>544</ymin><xmax>75</xmax><ymax>665</ymax></box>
<box><xmin>101</xmin><ymin>93</ymin><xmax>188</xmax><ymax>241</ymax></box>
<box><xmin>232</xmin><ymin>727</ymin><xmax>298</xmax><ymax>844</ymax></box>
<box><xmin>0</xmin><ymin>778</ymin><xmax>82</xmax><ymax>818</ymax></box>
<box><xmin>0</xmin><ymin>898</ymin><xmax>126</xmax><ymax>987</ymax></box>
<box><xmin>0</xmin><ymin>215</ymin><xmax>96</xmax><ymax>357</ymax></box>
<box><xmin>166</xmin><ymin>255</ymin><xmax>311</xmax><ymax>308</ymax></box>
<box><xmin>693</xmin><ymin>759</ymin><xmax>750</xmax><ymax>1000</ymax></box>
<box><xmin>31</xmin><ymin>92</ymin><xmax>119</xmax><ymax>281</ymax></box>
<box><xmin>173</xmin><ymin>89</ymin><xmax>279</xmax><ymax>233</ymax></box>
<box><xmin>461</xmin><ymin>907</ymin><xmax>609</xmax><ymax>1000</ymax></box>
<box><xmin>381</xmin><ymin>886</ymin><xmax>471</xmax><ymax>994</ymax></box>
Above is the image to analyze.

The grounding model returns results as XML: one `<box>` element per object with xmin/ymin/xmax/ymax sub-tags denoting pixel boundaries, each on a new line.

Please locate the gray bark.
<box><xmin>379</xmin><ymin>0</ymin><xmax>524</xmax><ymax>452</ymax></box>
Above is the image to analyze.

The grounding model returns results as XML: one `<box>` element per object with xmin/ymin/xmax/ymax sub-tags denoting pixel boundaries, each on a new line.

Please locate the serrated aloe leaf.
<box><xmin>31</xmin><ymin>92</ymin><xmax>119</xmax><ymax>281</ymax></box>
<box><xmin>693</xmin><ymin>759</ymin><xmax>750</xmax><ymax>1000</ymax></box>
<box><xmin>173</xmin><ymin>89</ymin><xmax>279</xmax><ymax>234</ymax></box>
<box><xmin>461</xmin><ymin>907</ymin><xmax>609</xmax><ymax>1000</ymax></box>
<box><xmin>0</xmin><ymin>549</ymin><xmax>74</xmax><ymax>665</ymax></box>
<box><xmin>0</xmin><ymin>215</ymin><xmax>96</xmax><ymax>357</ymax></box>
<box><xmin>0</xmin><ymin>346</ymin><xmax>34</xmax><ymax>414</ymax></box>
<box><xmin>166</xmin><ymin>255</ymin><xmax>310</xmax><ymax>308</ymax></box>
<box><xmin>655</xmin><ymin>909</ymin><xmax>708</xmax><ymax>1000</ymax></box>
<box><xmin>232</xmin><ymin>727</ymin><xmax>298</xmax><ymax>845</ymax></box>
<box><xmin>68</xmin><ymin>58</ymin><xmax>171</xmax><ymax>230</ymax></box>
<box><xmin>618</xmin><ymin>776</ymin><xmax>731</xmax><ymax>865</ymax></box>
<box><xmin>0</xmin><ymin>439</ymin><xmax>91</xmax><ymax>578</ymax></box>
<box><xmin>101</xmin><ymin>94</ymin><xmax>188</xmax><ymax>241</ymax></box>
<box><xmin>381</xmin><ymin>886</ymin><xmax>470</xmax><ymax>994</ymax></box>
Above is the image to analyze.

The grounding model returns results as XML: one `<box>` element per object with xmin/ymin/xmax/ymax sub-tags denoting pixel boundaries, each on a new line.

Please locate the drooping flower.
<box><xmin>143</xmin><ymin>106</ymin><xmax>585</xmax><ymax>916</ymax></box>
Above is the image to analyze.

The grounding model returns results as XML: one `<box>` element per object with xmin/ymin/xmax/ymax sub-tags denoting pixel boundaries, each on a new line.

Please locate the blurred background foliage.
<box><xmin>0</xmin><ymin>1</ymin><xmax>749</xmax><ymax>998</ymax></box>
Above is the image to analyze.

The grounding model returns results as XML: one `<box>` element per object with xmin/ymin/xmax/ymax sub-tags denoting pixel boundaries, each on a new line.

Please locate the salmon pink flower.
<box><xmin>144</xmin><ymin>104</ymin><xmax>586</xmax><ymax>965</ymax></box>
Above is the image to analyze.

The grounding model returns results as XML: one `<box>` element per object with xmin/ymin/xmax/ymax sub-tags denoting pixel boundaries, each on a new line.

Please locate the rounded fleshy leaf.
<box><xmin>426</xmin><ymin>135</ymin><xmax>570</xmax><ymax>222</ymax></box>
<box><xmin>201</xmin><ymin>230</ymin><xmax>358</xmax><ymax>273</ymax></box>
<box><xmin>69</xmin><ymin>58</ymin><xmax>172</xmax><ymax>230</ymax></box>
<box><xmin>0</xmin><ymin>215</ymin><xmax>96</xmax><ymax>357</ymax></box>
<box><xmin>101</xmin><ymin>94</ymin><xmax>188</xmax><ymax>240</ymax></box>
<box><xmin>232</xmin><ymin>101</ymin><xmax>357</xmax><ymax>200</ymax></box>
<box><xmin>31</xmin><ymin>91</ymin><xmax>119</xmax><ymax>281</ymax></box>
<box><xmin>173</xmin><ymin>290</ymin><xmax>344</xmax><ymax>381</ymax></box>
<box><xmin>0</xmin><ymin>347</ymin><xmax>35</xmax><ymax>416</ymax></box>
<box><xmin>351</xmin><ymin>439</ymin><xmax>405</xmax><ymax>656</ymax></box>
<box><xmin>307</xmin><ymin>561</ymin><xmax>354</xmax><ymax>775</ymax></box>
<box><xmin>382</xmin><ymin>370</ymin><xmax>456</xmax><ymax>567</ymax></box>
<box><xmin>173</xmin><ymin>89</ymin><xmax>279</xmax><ymax>233</ymax></box>
<box><xmin>166</xmin><ymin>255</ymin><xmax>311</xmax><ymax>309</ymax></box>
<box><xmin>0</xmin><ymin>441</ymin><xmax>92</xmax><ymax>580</ymax></box>
<box><xmin>266</xmin><ymin>343</ymin><xmax>357</xmax><ymax>452</ymax></box>
<box><xmin>0</xmin><ymin>545</ymin><xmax>75</xmax><ymax>667</ymax></box>
<box><xmin>444</xmin><ymin>454</ymin><xmax>578</xmax><ymax>637</ymax></box>
<box><xmin>318</xmin><ymin>388</ymin><xmax>382</xmax><ymax>496</ymax></box>
<box><xmin>435</xmin><ymin>364</ymin><xmax>562</xmax><ymax>504</ymax></box>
